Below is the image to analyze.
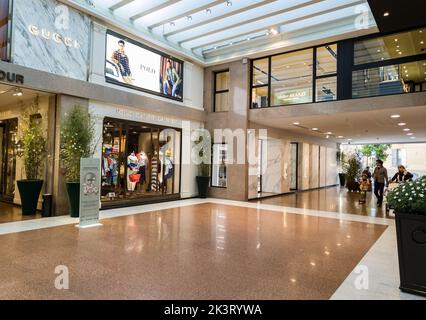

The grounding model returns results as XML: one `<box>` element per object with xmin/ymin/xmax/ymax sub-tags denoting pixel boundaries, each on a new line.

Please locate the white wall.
<box><xmin>89</xmin><ymin>22</ymin><xmax>204</xmax><ymax>111</ymax></box>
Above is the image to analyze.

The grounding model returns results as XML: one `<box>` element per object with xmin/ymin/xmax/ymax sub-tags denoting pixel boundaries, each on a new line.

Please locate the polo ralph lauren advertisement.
<box><xmin>105</xmin><ymin>31</ymin><xmax>184</xmax><ymax>101</ymax></box>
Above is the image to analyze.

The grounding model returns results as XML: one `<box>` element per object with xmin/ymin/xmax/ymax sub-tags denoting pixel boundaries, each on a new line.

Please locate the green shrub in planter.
<box><xmin>60</xmin><ymin>106</ymin><xmax>95</xmax><ymax>217</ymax></box>
<box><xmin>388</xmin><ymin>176</ymin><xmax>426</xmax><ymax>297</ymax></box>
<box><xmin>17</xmin><ymin>97</ymin><xmax>48</xmax><ymax>215</ymax></box>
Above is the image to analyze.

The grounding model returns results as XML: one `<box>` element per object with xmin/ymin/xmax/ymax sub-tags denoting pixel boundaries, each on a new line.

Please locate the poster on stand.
<box><xmin>105</xmin><ymin>31</ymin><xmax>184</xmax><ymax>101</ymax></box>
<box><xmin>79</xmin><ymin>158</ymin><xmax>101</xmax><ymax>228</ymax></box>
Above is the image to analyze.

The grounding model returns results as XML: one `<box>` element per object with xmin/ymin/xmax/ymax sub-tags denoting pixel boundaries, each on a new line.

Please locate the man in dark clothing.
<box><xmin>372</xmin><ymin>159</ymin><xmax>388</xmax><ymax>207</ymax></box>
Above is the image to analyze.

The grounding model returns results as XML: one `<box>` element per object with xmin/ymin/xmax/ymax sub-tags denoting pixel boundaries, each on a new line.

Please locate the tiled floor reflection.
<box><xmin>0</xmin><ymin>202</ymin><xmax>42</xmax><ymax>224</ymax></box>
<box><xmin>0</xmin><ymin>203</ymin><xmax>386</xmax><ymax>300</ymax></box>
<box><xmin>257</xmin><ymin>187</ymin><xmax>387</xmax><ymax>218</ymax></box>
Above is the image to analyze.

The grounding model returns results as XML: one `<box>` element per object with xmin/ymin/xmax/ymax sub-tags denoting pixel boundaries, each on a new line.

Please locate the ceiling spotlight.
<box><xmin>186</xmin><ymin>15</ymin><xmax>192</xmax><ymax>21</ymax></box>
<box><xmin>398</xmin><ymin>122</ymin><xmax>407</xmax><ymax>126</ymax></box>
<box><xmin>399</xmin><ymin>51</ymin><xmax>403</xmax><ymax>55</ymax></box>
<box><xmin>265</xmin><ymin>31</ymin><xmax>270</xmax><ymax>36</ymax></box>
<box><xmin>377</xmin><ymin>49</ymin><xmax>381</xmax><ymax>53</ymax></box>
<box><xmin>270</xmin><ymin>28</ymin><xmax>278</xmax><ymax>35</ymax></box>
<box><xmin>410</xmin><ymin>137</ymin><xmax>417</xmax><ymax>139</ymax></box>
<box><xmin>293</xmin><ymin>122</ymin><xmax>300</xmax><ymax>125</ymax></box>
<box><xmin>247</xmin><ymin>37</ymin><xmax>251</xmax><ymax>41</ymax></box>
<box><xmin>326</xmin><ymin>132</ymin><xmax>332</xmax><ymax>135</ymax></box>
<box><xmin>226</xmin><ymin>0</ymin><xmax>232</xmax><ymax>6</ymax></box>
<box><xmin>169</xmin><ymin>22</ymin><xmax>175</xmax><ymax>27</ymax></box>
<box><xmin>407</xmin><ymin>133</ymin><xmax>414</xmax><ymax>136</ymax></box>
<box><xmin>13</xmin><ymin>88</ymin><xmax>23</xmax><ymax>97</ymax></box>
<box><xmin>383</xmin><ymin>12</ymin><xmax>389</xmax><ymax>17</ymax></box>
<box><xmin>403</xmin><ymin>128</ymin><xmax>411</xmax><ymax>132</ymax></box>
<box><xmin>394</xmin><ymin>38</ymin><xmax>398</xmax><ymax>42</ymax></box>
<box><xmin>338</xmin><ymin>136</ymin><xmax>344</xmax><ymax>139</ymax></box>
<box><xmin>206</xmin><ymin>8</ymin><xmax>212</xmax><ymax>14</ymax></box>
<box><xmin>421</xmin><ymin>41</ymin><xmax>424</xmax><ymax>45</ymax></box>
<box><xmin>312</xmin><ymin>128</ymin><xmax>319</xmax><ymax>131</ymax></box>
<box><xmin>390</xmin><ymin>114</ymin><xmax>400</xmax><ymax>118</ymax></box>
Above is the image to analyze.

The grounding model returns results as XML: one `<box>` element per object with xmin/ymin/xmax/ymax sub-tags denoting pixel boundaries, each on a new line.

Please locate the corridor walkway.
<box><xmin>255</xmin><ymin>187</ymin><xmax>388</xmax><ymax>218</ymax></box>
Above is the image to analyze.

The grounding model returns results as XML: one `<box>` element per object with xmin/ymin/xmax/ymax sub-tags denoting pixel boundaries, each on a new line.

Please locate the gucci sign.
<box><xmin>28</xmin><ymin>24</ymin><xmax>80</xmax><ymax>49</ymax></box>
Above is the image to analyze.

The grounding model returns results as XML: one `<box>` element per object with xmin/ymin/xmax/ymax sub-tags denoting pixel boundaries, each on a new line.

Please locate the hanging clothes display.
<box><xmin>150</xmin><ymin>152</ymin><xmax>162</xmax><ymax>192</ymax></box>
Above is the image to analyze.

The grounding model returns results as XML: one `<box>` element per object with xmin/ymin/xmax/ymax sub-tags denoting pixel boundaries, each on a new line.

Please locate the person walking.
<box><xmin>372</xmin><ymin>159</ymin><xmax>388</xmax><ymax>207</ymax></box>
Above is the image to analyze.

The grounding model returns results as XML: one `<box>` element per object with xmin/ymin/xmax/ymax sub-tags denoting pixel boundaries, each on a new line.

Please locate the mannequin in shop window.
<box><xmin>102</xmin><ymin>147</ymin><xmax>118</xmax><ymax>187</ymax></box>
<box><xmin>150</xmin><ymin>148</ymin><xmax>162</xmax><ymax>192</ymax></box>
<box><xmin>136</xmin><ymin>151</ymin><xmax>148</xmax><ymax>186</ymax></box>
<box><xmin>162</xmin><ymin>149</ymin><xmax>174</xmax><ymax>193</ymax></box>
<box><xmin>127</xmin><ymin>151</ymin><xmax>140</xmax><ymax>192</ymax></box>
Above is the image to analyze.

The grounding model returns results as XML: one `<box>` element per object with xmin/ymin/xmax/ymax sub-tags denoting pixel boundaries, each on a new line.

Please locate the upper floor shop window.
<box><xmin>354</xmin><ymin>27</ymin><xmax>426</xmax><ymax>65</ymax></box>
<box><xmin>214</xmin><ymin>70</ymin><xmax>230</xmax><ymax>112</ymax></box>
<box><xmin>250</xmin><ymin>44</ymin><xmax>337</xmax><ymax>108</ymax></box>
<box><xmin>271</xmin><ymin>49</ymin><xmax>313</xmax><ymax>106</ymax></box>
<box><xmin>211</xmin><ymin>143</ymin><xmax>228</xmax><ymax>188</ymax></box>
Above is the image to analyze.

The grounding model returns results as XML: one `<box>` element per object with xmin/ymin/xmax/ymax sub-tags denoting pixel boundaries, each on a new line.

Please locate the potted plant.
<box><xmin>387</xmin><ymin>177</ymin><xmax>426</xmax><ymax>297</ymax></box>
<box><xmin>60</xmin><ymin>106</ymin><xmax>95</xmax><ymax>217</ymax></box>
<box><xmin>16</xmin><ymin>97</ymin><xmax>48</xmax><ymax>215</ymax></box>
<box><xmin>194</xmin><ymin>135</ymin><xmax>211</xmax><ymax>198</ymax></box>
<box><xmin>345</xmin><ymin>154</ymin><xmax>361</xmax><ymax>192</ymax></box>
<box><xmin>337</xmin><ymin>150</ymin><xmax>347</xmax><ymax>187</ymax></box>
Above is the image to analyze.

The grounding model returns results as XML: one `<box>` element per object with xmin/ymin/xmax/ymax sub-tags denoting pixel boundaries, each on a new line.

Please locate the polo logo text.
<box><xmin>0</xmin><ymin>70</ymin><xmax>24</xmax><ymax>84</ymax></box>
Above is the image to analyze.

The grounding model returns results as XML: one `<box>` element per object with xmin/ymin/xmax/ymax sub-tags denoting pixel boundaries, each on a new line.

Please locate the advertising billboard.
<box><xmin>105</xmin><ymin>31</ymin><xmax>184</xmax><ymax>101</ymax></box>
<box><xmin>0</xmin><ymin>0</ymin><xmax>8</xmax><ymax>61</ymax></box>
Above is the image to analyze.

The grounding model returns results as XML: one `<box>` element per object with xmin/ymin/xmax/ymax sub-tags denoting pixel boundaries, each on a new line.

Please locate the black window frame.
<box><xmin>213</xmin><ymin>69</ymin><xmax>230</xmax><ymax>113</ymax></box>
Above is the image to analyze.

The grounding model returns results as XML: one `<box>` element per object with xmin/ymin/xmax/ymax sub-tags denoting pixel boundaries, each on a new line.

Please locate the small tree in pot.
<box><xmin>60</xmin><ymin>106</ymin><xmax>95</xmax><ymax>217</ymax></box>
<box><xmin>388</xmin><ymin>177</ymin><xmax>426</xmax><ymax>297</ymax></box>
<box><xmin>345</xmin><ymin>154</ymin><xmax>361</xmax><ymax>192</ymax></box>
<box><xmin>17</xmin><ymin>96</ymin><xmax>48</xmax><ymax>215</ymax></box>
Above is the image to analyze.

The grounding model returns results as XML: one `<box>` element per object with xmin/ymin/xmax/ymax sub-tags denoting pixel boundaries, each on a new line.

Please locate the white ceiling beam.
<box><xmin>109</xmin><ymin>0</ymin><xmax>134</xmax><ymax>11</ymax></box>
<box><xmin>178</xmin><ymin>0</ymin><xmax>325</xmax><ymax>45</ymax></box>
<box><xmin>163</xmin><ymin>0</ymin><xmax>278</xmax><ymax>38</ymax></box>
<box><xmin>187</xmin><ymin>0</ymin><xmax>365</xmax><ymax>51</ymax></box>
<box><xmin>147</xmin><ymin>0</ymin><xmax>227</xmax><ymax>30</ymax></box>
<box><xmin>130</xmin><ymin>0</ymin><xmax>183</xmax><ymax>22</ymax></box>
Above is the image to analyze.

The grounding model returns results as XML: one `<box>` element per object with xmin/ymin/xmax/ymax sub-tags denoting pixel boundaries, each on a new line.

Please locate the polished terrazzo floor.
<box><xmin>0</xmin><ymin>202</ymin><xmax>42</xmax><ymax>224</ymax></box>
<box><xmin>256</xmin><ymin>187</ymin><xmax>387</xmax><ymax>218</ymax></box>
<box><xmin>0</xmin><ymin>203</ymin><xmax>387</xmax><ymax>300</ymax></box>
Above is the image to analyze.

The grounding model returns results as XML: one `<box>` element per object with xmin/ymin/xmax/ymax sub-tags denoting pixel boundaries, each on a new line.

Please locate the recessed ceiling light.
<box><xmin>407</xmin><ymin>133</ymin><xmax>414</xmax><ymax>136</ymax></box>
<box><xmin>390</xmin><ymin>114</ymin><xmax>400</xmax><ymax>118</ymax></box>
<box><xmin>421</xmin><ymin>41</ymin><xmax>424</xmax><ymax>45</ymax></box>
<box><xmin>247</xmin><ymin>37</ymin><xmax>251</xmax><ymax>41</ymax></box>
<box><xmin>381</xmin><ymin>57</ymin><xmax>385</xmax><ymax>60</ymax></box>
<box><xmin>206</xmin><ymin>8</ymin><xmax>212</xmax><ymax>14</ymax></box>
<box><xmin>338</xmin><ymin>136</ymin><xmax>344</xmax><ymax>138</ymax></box>
<box><xmin>410</xmin><ymin>137</ymin><xmax>417</xmax><ymax>139</ymax></box>
<box><xmin>169</xmin><ymin>22</ymin><xmax>175</xmax><ymax>27</ymax></box>
<box><xmin>326</xmin><ymin>132</ymin><xmax>332</xmax><ymax>135</ymax></box>
<box><xmin>398</xmin><ymin>122</ymin><xmax>407</xmax><ymax>126</ymax></box>
<box><xmin>399</xmin><ymin>52</ymin><xmax>403</xmax><ymax>55</ymax></box>
<box><xmin>265</xmin><ymin>31</ymin><xmax>270</xmax><ymax>36</ymax></box>
<box><xmin>229</xmin><ymin>42</ymin><xmax>233</xmax><ymax>45</ymax></box>
<box><xmin>394</xmin><ymin>38</ymin><xmax>398</xmax><ymax>42</ymax></box>
<box><xmin>293</xmin><ymin>122</ymin><xmax>300</xmax><ymax>125</ymax></box>
<box><xmin>312</xmin><ymin>128</ymin><xmax>319</xmax><ymax>131</ymax></box>
<box><xmin>12</xmin><ymin>88</ymin><xmax>23</xmax><ymax>97</ymax></box>
<box><xmin>403</xmin><ymin>128</ymin><xmax>411</xmax><ymax>132</ymax></box>
<box><xmin>383</xmin><ymin>12</ymin><xmax>389</xmax><ymax>17</ymax></box>
<box><xmin>377</xmin><ymin>49</ymin><xmax>381</xmax><ymax>53</ymax></box>
<box><xmin>270</xmin><ymin>28</ymin><xmax>278</xmax><ymax>35</ymax></box>
<box><xmin>226</xmin><ymin>0</ymin><xmax>232</xmax><ymax>6</ymax></box>
<box><xmin>186</xmin><ymin>15</ymin><xmax>192</xmax><ymax>21</ymax></box>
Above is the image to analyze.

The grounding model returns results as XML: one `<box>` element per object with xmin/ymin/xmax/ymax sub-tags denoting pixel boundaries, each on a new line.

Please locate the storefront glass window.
<box><xmin>214</xmin><ymin>70</ymin><xmax>230</xmax><ymax>112</ymax></box>
<box><xmin>251</xmin><ymin>86</ymin><xmax>269</xmax><ymax>109</ymax></box>
<box><xmin>0</xmin><ymin>0</ymin><xmax>9</xmax><ymax>61</ymax></box>
<box><xmin>211</xmin><ymin>144</ymin><xmax>227</xmax><ymax>188</ymax></box>
<box><xmin>352</xmin><ymin>60</ymin><xmax>426</xmax><ymax>98</ymax></box>
<box><xmin>101</xmin><ymin>118</ymin><xmax>181</xmax><ymax>205</ymax></box>
<box><xmin>0</xmin><ymin>118</ymin><xmax>17</xmax><ymax>200</ymax></box>
<box><xmin>316</xmin><ymin>76</ymin><xmax>337</xmax><ymax>102</ymax></box>
<box><xmin>316</xmin><ymin>44</ymin><xmax>337</xmax><ymax>76</ymax></box>
<box><xmin>271</xmin><ymin>49</ymin><xmax>313</xmax><ymax>106</ymax></box>
<box><xmin>354</xmin><ymin>27</ymin><xmax>426</xmax><ymax>65</ymax></box>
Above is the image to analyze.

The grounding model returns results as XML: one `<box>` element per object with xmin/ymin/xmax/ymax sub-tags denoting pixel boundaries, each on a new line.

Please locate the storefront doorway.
<box><xmin>101</xmin><ymin>117</ymin><xmax>181</xmax><ymax>208</ymax></box>
<box><xmin>0</xmin><ymin>118</ymin><xmax>18</xmax><ymax>202</ymax></box>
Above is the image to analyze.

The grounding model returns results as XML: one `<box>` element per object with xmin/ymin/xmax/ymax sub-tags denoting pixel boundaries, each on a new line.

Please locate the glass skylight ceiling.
<box><xmin>64</xmin><ymin>0</ymin><xmax>377</xmax><ymax>64</ymax></box>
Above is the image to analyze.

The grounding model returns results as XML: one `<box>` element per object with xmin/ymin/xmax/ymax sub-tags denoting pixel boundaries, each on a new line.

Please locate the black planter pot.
<box><xmin>338</xmin><ymin>173</ymin><xmax>346</xmax><ymax>187</ymax></box>
<box><xmin>196</xmin><ymin>176</ymin><xmax>210</xmax><ymax>199</ymax></box>
<box><xmin>66</xmin><ymin>182</ymin><xmax>80</xmax><ymax>218</ymax></box>
<box><xmin>17</xmin><ymin>180</ymin><xmax>44</xmax><ymax>216</ymax></box>
<box><xmin>395</xmin><ymin>212</ymin><xmax>426</xmax><ymax>297</ymax></box>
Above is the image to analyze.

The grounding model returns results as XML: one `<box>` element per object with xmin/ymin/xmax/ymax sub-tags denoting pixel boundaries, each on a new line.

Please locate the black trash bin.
<box><xmin>42</xmin><ymin>194</ymin><xmax>53</xmax><ymax>217</ymax></box>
